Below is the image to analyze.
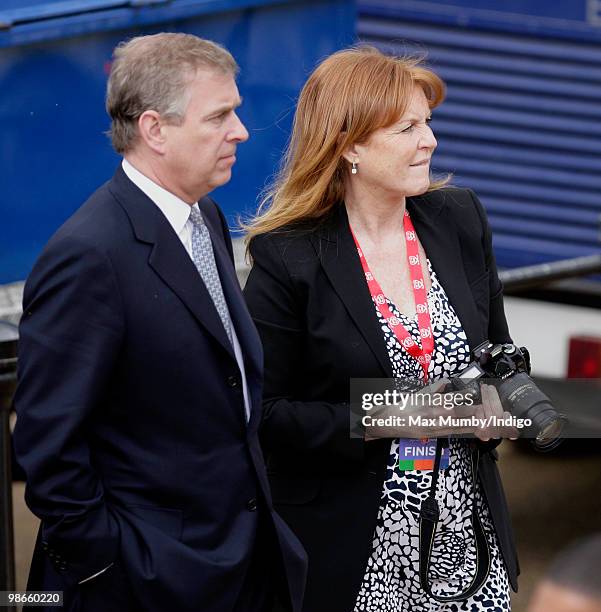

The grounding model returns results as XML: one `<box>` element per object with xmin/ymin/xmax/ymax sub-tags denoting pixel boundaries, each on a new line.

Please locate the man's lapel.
<box><xmin>109</xmin><ymin>166</ymin><xmax>235</xmax><ymax>358</ymax></box>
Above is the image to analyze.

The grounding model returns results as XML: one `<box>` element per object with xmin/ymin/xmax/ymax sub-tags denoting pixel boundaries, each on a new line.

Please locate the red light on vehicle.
<box><xmin>567</xmin><ymin>336</ymin><xmax>601</xmax><ymax>379</ymax></box>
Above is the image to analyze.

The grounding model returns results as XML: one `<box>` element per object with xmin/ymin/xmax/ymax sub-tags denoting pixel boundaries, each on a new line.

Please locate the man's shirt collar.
<box><xmin>122</xmin><ymin>158</ymin><xmax>194</xmax><ymax>235</ymax></box>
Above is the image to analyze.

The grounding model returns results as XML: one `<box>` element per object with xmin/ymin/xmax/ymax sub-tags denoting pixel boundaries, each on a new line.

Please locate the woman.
<box><xmin>243</xmin><ymin>47</ymin><xmax>518</xmax><ymax>611</ymax></box>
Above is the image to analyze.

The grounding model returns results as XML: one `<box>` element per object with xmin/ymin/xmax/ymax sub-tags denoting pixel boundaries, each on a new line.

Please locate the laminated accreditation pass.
<box><xmin>398</xmin><ymin>438</ymin><xmax>450</xmax><ymax>471</ymax></box>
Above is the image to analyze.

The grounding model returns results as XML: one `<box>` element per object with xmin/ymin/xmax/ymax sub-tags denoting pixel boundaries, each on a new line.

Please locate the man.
<box><xmin>14</xmin><ymin>33</ymin><xmax>306</xmax><ymax>612</ymax></box>
<box><xmin>528</xmin><ymin>534</ymin><xmax>601</xmax><ymax>612</ymax></box>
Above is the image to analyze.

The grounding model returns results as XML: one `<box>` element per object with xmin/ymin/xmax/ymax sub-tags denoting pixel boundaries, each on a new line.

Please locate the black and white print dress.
<box><xmin>354</xmin><ymin>261</ymin><xmax>511</xmax><ymax>612</ymax></box>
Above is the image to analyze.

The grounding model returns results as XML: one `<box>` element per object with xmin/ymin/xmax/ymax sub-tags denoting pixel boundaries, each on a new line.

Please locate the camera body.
<box><xmin>455</xmin><ymin>341</ymin><xmax>531</xmax><ymax>386</ymax></box>
<box><xmin>448</xmin><ymin>341</ymin><xmax>567</xmax><ymax>450</ymax></box>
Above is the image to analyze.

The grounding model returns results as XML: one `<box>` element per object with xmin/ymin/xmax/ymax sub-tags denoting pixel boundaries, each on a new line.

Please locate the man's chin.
<box><xmin>208</xmin><ymin>170</ymin><xmax>233</xmax><ymax>191</ymax></box>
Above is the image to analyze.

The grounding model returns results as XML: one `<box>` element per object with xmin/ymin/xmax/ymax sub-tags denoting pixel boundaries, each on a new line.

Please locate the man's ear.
<box><xmin>137</xmin><ymin>110</ymin><xmax>167</xmax><ymax>154</ymax></box>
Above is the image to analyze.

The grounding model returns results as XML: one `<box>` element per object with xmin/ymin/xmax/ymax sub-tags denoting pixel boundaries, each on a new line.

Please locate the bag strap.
<box><xmin>418</xmin><ymin>438</ymin><xmax>491</xmax><ymax>602</ymax></box>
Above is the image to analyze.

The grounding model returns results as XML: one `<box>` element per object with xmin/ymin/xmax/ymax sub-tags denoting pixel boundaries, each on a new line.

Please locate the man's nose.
<box><xmin>230</xmin><ymin>112</ymin><xmax>249</xmax><ymax>143</ymax></box>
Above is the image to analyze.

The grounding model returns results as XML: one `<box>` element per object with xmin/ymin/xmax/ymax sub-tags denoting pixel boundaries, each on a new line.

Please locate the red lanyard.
<box><xmin>350</xmin><ymin>210</ymin><xmax>434</xmax><ymax>381</ymax></box>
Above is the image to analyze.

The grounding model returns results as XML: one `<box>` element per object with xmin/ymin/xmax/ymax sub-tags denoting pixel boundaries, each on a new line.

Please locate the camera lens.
<box><xmin>496</xmin><ymin>372</ymin><xmax>567</xmax><ymax>449</ymax></box>
<box><xmin>534</xmin><ymin>416</ymin><xmax>567</xmax><ymax>451</ymax></box>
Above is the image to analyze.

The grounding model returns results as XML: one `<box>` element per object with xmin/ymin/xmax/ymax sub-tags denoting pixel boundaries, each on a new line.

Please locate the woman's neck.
<box><xmin>345</xmin><ymin>194</ymin><xmax>406</xmax><ymax>243</ymax></box>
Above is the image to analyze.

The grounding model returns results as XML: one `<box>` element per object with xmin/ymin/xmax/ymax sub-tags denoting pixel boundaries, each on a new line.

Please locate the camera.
<box><xmin>448</xmin><ymin>341</ymin><xmax>567</xmax><ymax>451</ymax></box>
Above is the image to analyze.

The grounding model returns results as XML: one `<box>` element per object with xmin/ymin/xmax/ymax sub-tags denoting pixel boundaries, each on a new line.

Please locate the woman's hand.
<box><xmin>364</xmin><ymin>378</ymin><xmax>476</xmax><ymax>440</ymax></box>
<box><xmin>364</xmin><ymin>380</ymin><xmax>519</xmax><ymax>441</ymax></box>
<box><xmin>472</xmin><ymin>383</ymin><xmax>519</xmax><ymax>442</ymax></box>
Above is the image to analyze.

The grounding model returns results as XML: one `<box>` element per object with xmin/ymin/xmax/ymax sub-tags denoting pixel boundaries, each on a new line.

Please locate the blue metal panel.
<box><xmin>431</xmin><ymin>140</ymin><xmax>600</xmax><ymax>173</ymax></box>
<box><xmin>0</xmin><ymin>0</ymin><xmax>306</xmax><ymax>48</ymax></box>
<box><xmin>0</xmin><ymin>0</ymin><xmax>356</xmax><ymax>283</ymax></box>
<box><xmin>359</xmin><ymin>15</ymin><xmax>601</xmax><ymax>59</ymax></box>
<box><xmin>434</xmin><ymin>156</ymin><xmax>601</xmax><ymax>194</ymax></box>
<box><xmin>419</xmin><ymin>0</ymin><xmax>588</xmax><ymax>22</ymax></box>
<box><xmin>358</xmin><ymin>7</ymin><xmax>601</xmax><ymax>271</ymax></box>
<box><xmin>0</xmin><ymin>1</ymin><xmax>128</xmax><ymax>26</ymax></box>
<box><xmin>359</xmin><ymin>0</ymin><xmax>601</xmax><ymax>44</ymax></box>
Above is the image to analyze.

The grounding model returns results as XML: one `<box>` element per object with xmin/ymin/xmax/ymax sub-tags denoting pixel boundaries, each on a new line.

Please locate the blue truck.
<box><xmin>1</xmin><ymin>0</ymin><xmax>600</xmax><ymax>391</ymax></box>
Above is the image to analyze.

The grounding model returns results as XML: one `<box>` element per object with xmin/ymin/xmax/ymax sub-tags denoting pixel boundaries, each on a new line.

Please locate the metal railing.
<box><xmin>500</xmin><ymin>254</ymin><xmax>601</xmax><ymax>292</ymax></box>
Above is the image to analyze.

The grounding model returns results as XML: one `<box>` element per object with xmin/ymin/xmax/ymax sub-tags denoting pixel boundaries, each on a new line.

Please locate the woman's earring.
<box><xmin>351</xmin><ymin>161</ymin><xmax>358</xmax><ymax>175</ymax></box>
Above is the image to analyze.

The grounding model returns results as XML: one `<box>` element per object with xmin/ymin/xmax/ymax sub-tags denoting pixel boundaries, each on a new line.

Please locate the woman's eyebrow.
<box><xmin>399</xmin><ymin>112</ymin><xmax>431</xmax><ymax>122</ymax></box>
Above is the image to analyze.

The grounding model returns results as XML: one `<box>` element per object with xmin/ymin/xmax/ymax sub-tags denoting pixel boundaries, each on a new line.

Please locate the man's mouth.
<box><xmin>220</xmin><ymin>153</ymin><xmax>237</xmax><ymax>163</ymax></box>
<box><xmin>410</xmin><ymin>159</ymin><xmax>430</xmax><ymax>167</ymax></box>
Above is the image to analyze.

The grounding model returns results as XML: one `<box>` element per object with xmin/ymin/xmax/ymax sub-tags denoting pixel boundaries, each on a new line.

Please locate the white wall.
<box><xmin>504</xmin><ymin>296</ymin><xmax>601</xmax><ymax>378</ymax></box>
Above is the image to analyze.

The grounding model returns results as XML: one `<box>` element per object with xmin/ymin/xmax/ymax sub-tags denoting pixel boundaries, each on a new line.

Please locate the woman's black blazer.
<box><xmin>244</xmin><ymin>188</ymin><xmax>519</xmax><ymax>612</ymax></box>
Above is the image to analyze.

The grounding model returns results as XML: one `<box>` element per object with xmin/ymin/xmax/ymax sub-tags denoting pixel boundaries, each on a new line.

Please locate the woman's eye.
<box><xmin>400</xmin><ymin>118</ymin><xmax>433</xmax><ymax>133</ymax></box>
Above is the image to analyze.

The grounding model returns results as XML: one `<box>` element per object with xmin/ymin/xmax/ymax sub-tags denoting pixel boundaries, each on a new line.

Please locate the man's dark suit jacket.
<box><xmin>244</xmin><ymin>187</ymin><xmax>519</xmax><ymax>612</ymax></box>
<box><xmin>14</xmin><ymin>166</ymin><xmax>307</xmax><ymax>612</ymax></box>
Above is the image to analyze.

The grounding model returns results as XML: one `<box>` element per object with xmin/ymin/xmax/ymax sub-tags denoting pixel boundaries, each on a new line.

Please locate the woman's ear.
<box><xmin>341</xmin><ymin>142</ymin><xmax>359</xmax><ymax>165</ymax></box>
<box><xmin>337</xmin><ymin>132</ymin><xmax>359</xmax><ymax>165</ymax></box>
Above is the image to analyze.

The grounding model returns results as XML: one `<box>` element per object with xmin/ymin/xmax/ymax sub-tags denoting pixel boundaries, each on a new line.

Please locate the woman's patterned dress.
<box><xmin>354</xmin><ymin>261</ymin><xmax>511</xmax><ymax>612</ymax></box>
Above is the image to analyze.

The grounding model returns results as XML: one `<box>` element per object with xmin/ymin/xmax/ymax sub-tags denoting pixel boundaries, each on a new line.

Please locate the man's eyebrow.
<box><xmin>204</xmin><ymin>97</ymin><xmax>243</xmax><ymax>119</ymax></box>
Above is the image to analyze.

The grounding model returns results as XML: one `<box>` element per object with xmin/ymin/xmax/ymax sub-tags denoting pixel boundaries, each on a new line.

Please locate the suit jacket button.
<box><xmin>246</xmin><ymin>498</ymin><xmax>257</xmax><ymax>512</ymax></box>
<box><xmin>227</xmin><ymin>375</ymin><xmax>240</xmax><ymax>388</ymax></box>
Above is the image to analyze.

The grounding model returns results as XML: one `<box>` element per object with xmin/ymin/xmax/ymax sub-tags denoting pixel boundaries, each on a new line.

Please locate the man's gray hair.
<box><xmin>106</xmin><ymin>33</ymin><xmax>239</xmax><ymax>153</ymax></box>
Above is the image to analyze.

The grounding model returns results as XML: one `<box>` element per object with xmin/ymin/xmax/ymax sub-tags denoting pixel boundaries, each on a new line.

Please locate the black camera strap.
<box><xmin>418</xmin><ymin>438</ymin><xmax>491</xmax><ymax>602</ymax></box>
